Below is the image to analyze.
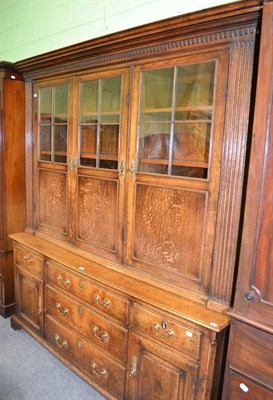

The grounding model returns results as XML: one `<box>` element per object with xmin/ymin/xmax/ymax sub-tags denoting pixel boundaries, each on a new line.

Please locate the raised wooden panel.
<box><xmin>131</xmin><ymin>183</ymin><xmax>207</xmax><ymax>288</ymax></box>
<box><xmin>76</xmin><ymin>175</ymin><xmax>118</xmax><ymax>253</ymax></box>
<box><xmin>138</xmin><ymin>352</ymin><xmax>185</xmax><ymax>400</ymax></box>
<box><xmin>37</xmin><ymin>169</ymin><xmax>67</xmax><ymax>236</ymax></box>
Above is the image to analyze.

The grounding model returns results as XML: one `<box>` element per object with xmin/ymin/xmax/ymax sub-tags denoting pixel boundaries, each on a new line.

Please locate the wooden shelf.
<box><xmin>40</xmin><ymin>151</ymin><xmax>67</xmax><ymax>156</ymax></box>
<box><xmin>81</xmin><ymin>152</ymin><xmax>118</xmax><ymax>161</ymax></box>
<box><xmin>40</xmin><ymin>150</ymin><xmax>51</xmax><ymax>155</ymax></box>
<box><xmin>139</xmin><ymin>158</ymin><xmax>208</xmax><ymax>168</ymax></box>
<box><xmin>142</xmin><ymin>106</ymin><xmax>213</xmax><ymax>113</ymax></box>
<box><xmin>80</xmin><ymin>111</ymin><xmax>120</xmax><ymax>116</ymax></box>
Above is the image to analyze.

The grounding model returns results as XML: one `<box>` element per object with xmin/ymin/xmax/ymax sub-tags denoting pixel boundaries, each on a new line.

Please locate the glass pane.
<box><xmin>80</xmin><ymin>80</ymin><xmax>98</xmax><ymax>123</ymax></box>
<box><xmin>137</xmin><ymin>62</ymin><xmax>215</xmax><ymax>178</ymax></box>
<box><xmin>81</xmin><ymin>158</ymin><xmax>96</xmax><ymax>168</ymax></box>
<box><xmin>39</xmin><ymin>125</ymin><xmax>51</xmax><ymax>161</ymax></box>
<box><xmin>173</xmin><ymin>123</ymin><xmax>210</xmax><ymax>164</ymax></box>
<box><xmin>54</xmin><ymin>85</ymin><xmax>68</xmax><ymax>122</ymax></box>
<box><xmin>40</xmin><ymin>87</ymin><xmax>52</xmax><ymax>122</ymax></box>
<box><xmin>79</xmin><ymin>76</ymin><xmax>122</xmax><ymax>170</ymax></box>
<box><xmin>139</xmin><ymin>123</ymin><xmax>170</xmax><ymax>161</ymax></box>
<box><xmin>175</xmin><ymin>110</ymin><xmax>212</xmax><ymax>121</ymax></box>
<box><xmin>172</xmin><ymin>166</ymin><xmax>208</xmax><ymax>179</ymax></box>
<box><xmin>101</xmin><ymin>114</ymin><xmax>120</xmax><ymax>124</ymax></box>
<box><xmin>141</xmin><ymin>68</ymin><xmax>173</xmax><ymax>111</ymax></box>
<box><xmin>100</xmin><ymin>125</ymin><xmax>119</xmax><ymax>156</ymax></box>
<box><xmin>99</xmin><ymin>159</ymin><xmax>118</xmax><ymax>170</ymax></box>
<box><xmin>176</xmin><ymin>62</ymin><xmax>215</xmax><ymax>108</ymax></box>
<box><xmin>101</xmin><ymin>76</ymin><xmax>121</xmax><ymax>115</ymax></box>
<box><xmin>139</xmin><ymin>162</ymin><xmax>168</xmax><ymax>175</ymax></box>
<box><xmin>80</xmin><ymin>126</ymin><xmax>97</xmax><ymax>164</ymax></box>
<box><xmin>54</xmin><ymin>125</ymin><xmax>67</xmax><ymax>154</ymax></box>
<box><xmin>141</xmin><ymin>112</ymin><xmax>172</xmax><ymax>123</ymax></box>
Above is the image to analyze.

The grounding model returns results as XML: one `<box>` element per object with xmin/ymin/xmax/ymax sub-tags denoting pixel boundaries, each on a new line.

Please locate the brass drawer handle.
<box><xmin>23</xmin><ymin>254</ymin><xmax>33</xmax><ymax>264</ymax></box>
<box><xmin>92</xmin><ymin>326</ymin><xmax>108</xmax><ymax>341</ymax></box>
<box><xmin>153</xmin><ymin>323</ymin><xmax>174</xmax><ymax>339</ymax></box>
<box><xmin>56</xmin><ymin>303</ymin><xmax>69</xmax><ymax>316</ymax></box>
<box><xmin>54</xmin><ymin>334</ymin><xmax>67</xmax><ymax>348</ymax></box>
<box><xmin>91</xmin><ymin>363</ymin><xmax>106</xmax><ymax>378</ymax></box>
<box><xmin>129</xmin><ymin>355</ymin><xmax>137</xmax><ymax>377</ymax></box>
<box><xmin>57</xmin><ymin>275</ymin><xmax>70</xmax><ymax>288</ymax></box>
<box><xmin>94</xmin><ymin>294</ymin><xmax>110</xmax><ymax>309</ymax></box>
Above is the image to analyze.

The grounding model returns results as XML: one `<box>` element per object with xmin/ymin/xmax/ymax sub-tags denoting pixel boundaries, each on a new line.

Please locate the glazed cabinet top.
<box><xmin>15</xmin><ymin>0</ymin><xmax>263</xmax><ymax>308</ymax></box>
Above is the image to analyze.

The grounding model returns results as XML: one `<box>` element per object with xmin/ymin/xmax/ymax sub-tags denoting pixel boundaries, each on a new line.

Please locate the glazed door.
<box><xmin>126</xmin><ymin>52</ymin><xmax>228</xmax><ymax>295</ymax></box>
<box><xmin>34</xmin><ymin>78</ymin><xmax>72</xmax><ymax>242</ymax></box>
<box><xmin>73</xmin><ymin>69</ymin><xmax>129</xmax><ymax>262</ymax></box>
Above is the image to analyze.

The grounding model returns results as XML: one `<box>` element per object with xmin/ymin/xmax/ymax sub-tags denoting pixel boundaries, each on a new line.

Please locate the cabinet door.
<box><xmin>73</xmin><ymin>69</ymin><xmax>129</xmax><ymax>262</ymax></box>
<box><xmin>233</xmin><ymin>1</ymin><xmax>273</xmax><ymax>326</ymax></box>
<box><xmin>34</xmin><ymin>78</ymin><xmax>72</xmax><ymax>242</ymax></box>
<box><xmin>15</xmin><ymin>265</ymin><xmax>44</xmax><ymax>336</ymax></box>
<box><xmin>126</xmin><ymin>52</ymin><xmax>228</xmax><ymax>295</ymax></box>
<box><xmin>126</xmin><ymin>334</ymin><xmax>198</xmax><ymax>400</ymax></box>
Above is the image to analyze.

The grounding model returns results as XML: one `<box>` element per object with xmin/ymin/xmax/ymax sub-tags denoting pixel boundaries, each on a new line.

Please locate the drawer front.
<box><xmin>231</xmin><ymin>322</ymin><xmax>273</xmax><ymax>389</ymax></box>
<box><xmin>45</xmin><ymin>316</ymin><xmax>126</xmax><ymax>400</ymax></box>
<box><xmin>46</xmin><ymin>261</ymin><xmax>129</xmax><ymax>323</ymax></box>
<box><xmin>15</xmin><ymin>245</ymin><xmax>44</xmax><ymax>277</ymax></box>
<box><xmin>227</xmin><ymin>370</ymin><xmax>273</xmax><ymax>400</ymax></box>
<box><xmin>133</xmin><ymin>304</ymin><xmax>201</xmax><ymax>359</ymax></box>
<box><xmin>46</xmin><ymin>285</ymin><xmax>128</xmax><ymax>364</ymax></box>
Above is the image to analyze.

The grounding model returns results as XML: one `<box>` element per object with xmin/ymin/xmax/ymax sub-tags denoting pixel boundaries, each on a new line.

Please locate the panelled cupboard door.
<box><xmin>73</xmin><ymin>69</ymin><xmax>129</xmax><ymax>262</ymax></box>
<box><xmin>126</xmin><ymin>333</ymin><xmax>198</xmax><ymax>400</ymax></box>
<box><xmin>126</xmin><ymin>52</ymin><xmax>228</xmax><ymax>295</ymax></box>
<box><xmin>33</xmin><ymin>78</ymin><xmax>73</xmax><ymax>243</ymax></box>
<box><xmin>15</xmin><ymin>265</ymin><xmax>44</xmax><ymax>336</ymax></box>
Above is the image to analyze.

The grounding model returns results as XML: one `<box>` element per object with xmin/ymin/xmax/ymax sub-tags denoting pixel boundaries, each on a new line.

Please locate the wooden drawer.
<box><xmin>230</xmin><ymin>322</ymin><xmax>273</xmax><ymax>389</ymax></box>
<box><xmin>46</xmin><ymin>285</ymin><xmax>128</xmax><ymax>364</ymax></box>
<box><xmin>226</xmin><ymin>370</ymin><xmax>273</xmax><ymax>399</ymax></box>
<box><xmin>45</xmin><ymin>316</ymin><xmax>126</xmax><ymax>400</ymax></box>
<box><xmin>14</xmin><ymin>245</ymin><xmax>44</xmax><ymax>278</ymax></box>
<box><xmin>133</xmin><ymin>304</ymin><xmax>201</xmax><ymax>359</ymax></box>
<box><xmin>46</xmin><ymin>261</ymin><xmax>129</xmax><ymax>323</ymax></box>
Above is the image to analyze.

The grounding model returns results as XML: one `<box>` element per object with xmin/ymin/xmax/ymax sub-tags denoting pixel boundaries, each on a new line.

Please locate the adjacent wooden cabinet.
<box><xmin>222</xmin><ymin>1</ymin><xmax>273</xmax><ymax>398</ymax></box>
<box><xmin>9</xmin><ymin>1</ymin><xmax>267</xmax><ymax>399</ymax></box>
<box><xmin>0</xmin><ymin>62</ymin><xmax>25</xmax><ymax>317</ymax></box>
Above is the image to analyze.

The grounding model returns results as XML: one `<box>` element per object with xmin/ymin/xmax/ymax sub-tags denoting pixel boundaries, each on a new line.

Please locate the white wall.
<box><xmin>0</xmin><ymin>0</ymin><xmax>238</xmax><ymax>63</ymax></box>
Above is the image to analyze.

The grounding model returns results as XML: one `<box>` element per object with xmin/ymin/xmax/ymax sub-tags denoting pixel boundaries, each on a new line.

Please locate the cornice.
<box><xmin>21</xmin><ymin>24</ymin><xmax>258</xmax><ymax>80</ymax></box>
